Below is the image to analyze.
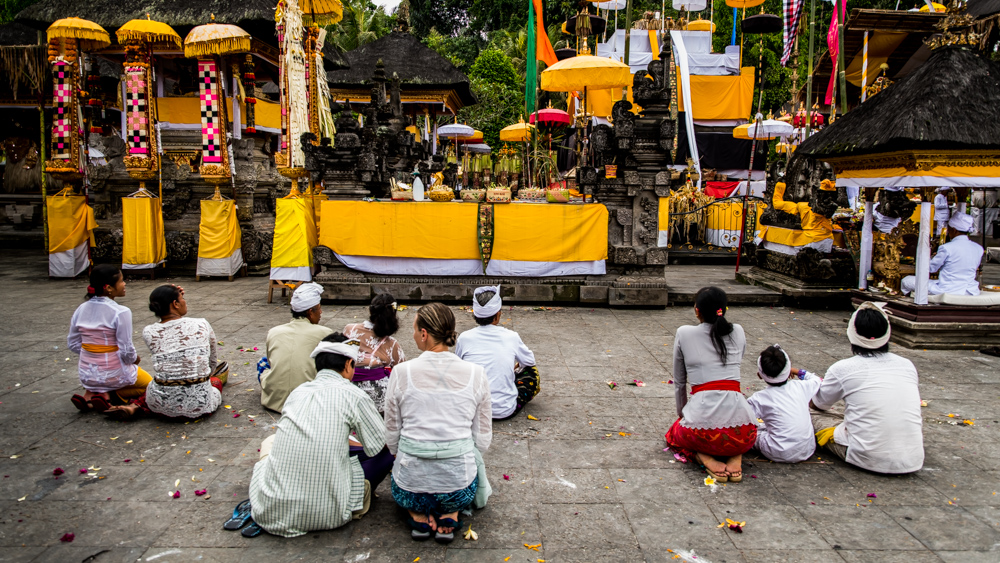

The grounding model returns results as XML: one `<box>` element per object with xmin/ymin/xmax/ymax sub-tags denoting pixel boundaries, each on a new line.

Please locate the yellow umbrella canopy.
<box><xmin>47</xmin><ymin>17</ymin><xmax>111</xmax><ymax>50</ymax></box>
<box><xmin>540</xmin><ymin>55</ymin><xmax>631</xmax><ymax>92</ymax></box>
<box><xmin>919</xmin><ymin>2</ymin><xmax>947</xmax><ymax>11</ymax></box>
<box><xmin>299</xmin><ymin>0</ymin><xmax>345</xmax><ymax>25</ymax></box>
<box><xmin>116</xmin><ymin>17</ymin><xmax>182</xmax><ymax>49</ymax></box>
<box><xmin>686</xmin><ymin>19</ymin><xmax>716</xmax><ymax>32</ymax></box>
<box><xmin>499</xmin><ymin>121</ymin><xmax>535</xmax><ymax>142</ymax></box>
<box><xmin>184</xmin><ymin>22</ymin><xmax>251</xmax><ymax>58</ymax></box>
<box><xmin>725</xmin><ymin>0</ymin><xmax>765</xmax><ymax>7</ymax></box>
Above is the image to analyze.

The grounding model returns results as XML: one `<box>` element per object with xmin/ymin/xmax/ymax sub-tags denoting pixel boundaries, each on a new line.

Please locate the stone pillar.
<box><xmin>914</xmin><ymin>187</ymin><xmax>935</xmax><ymax>305</ymax></box>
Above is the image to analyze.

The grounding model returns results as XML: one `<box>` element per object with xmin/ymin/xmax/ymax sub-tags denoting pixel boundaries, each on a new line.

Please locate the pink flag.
<box><xmin>825</xmin><ymin>0</ymin><xmax>847</xmax><ymax>105</ymax></box>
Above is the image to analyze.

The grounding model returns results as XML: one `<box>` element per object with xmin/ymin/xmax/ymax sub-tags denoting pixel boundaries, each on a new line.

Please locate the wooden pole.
<box><xmin>804</xmin><ymin>0</ymin><xmax>816</xmax><ymax>138</ymax></box>
<box><xmin>624</xmin><ymin>0</ymin><xmax>634</xmax><ymax>67</ymax></box>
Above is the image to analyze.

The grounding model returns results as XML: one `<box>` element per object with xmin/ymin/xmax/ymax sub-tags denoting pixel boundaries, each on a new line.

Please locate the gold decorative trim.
<box><xmin>200</xmin><ymin>164</ymin><xmax>228</xmax><ymax>177</ymax></box>
<box><xmin>824</xmin><ymin>150</ymin><xmax>1000</xmax><ymax>173</ymax></box>
<box><xmin>166</xmin><ymin>151</ymin><xmax>199</xmax><ymax>172</ymax></box>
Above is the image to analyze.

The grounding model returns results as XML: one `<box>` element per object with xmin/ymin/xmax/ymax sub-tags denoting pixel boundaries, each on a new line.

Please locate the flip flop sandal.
<box><xmin>89</xmin><ymin>396</ymin><xmax>112</xmax><ymax>412</ymax></box>
<box><xmin>408</xmin><ymin>517</ymin><xmax>432</xmax><ymax>541</ymax></box>
<box><xmin>103</xmin><ymin>406</ymin><xmax>140</xmax><ymax>421</ymax></box>
<box><xmin>728</xmin><ymin>472</ymin><xmax>743</xmax><ymax>483</ymax></box>
<box><xmin>702</xmin><ymin>466</ymin><xmax>728</xmax><ymax>483</ymax></box>
<box><xmin>223</xmin><ymin>499</ymin><xmax>253</xmax><ymax>530</ymax></box>
<box><xmin>240</xmin><ymin>521</ymin><xmax>265</xmax><ymax>538</ymax></box>
<box><xmin>71</xmin><ymin>395</ymin><xmax>91</xmax><ymax>412</ymax></box>
<box><xmin>434</xmin><ymin>517</ymin><xmax>460</xmax><ymax>544</ymax></box>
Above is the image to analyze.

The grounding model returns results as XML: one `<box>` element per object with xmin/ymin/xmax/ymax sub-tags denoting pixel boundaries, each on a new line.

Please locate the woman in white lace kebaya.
<box><xmin>135</xmin><ymin>285</ymin><xmax>223</xmax><ymax>419</ymax></box>
<box><xmin>343</xmin><ymin>293</ymin><xmax>405</xmax><ymax>413</ymax></box>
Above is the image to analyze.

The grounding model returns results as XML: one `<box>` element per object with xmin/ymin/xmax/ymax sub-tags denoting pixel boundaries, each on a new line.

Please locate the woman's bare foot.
<box><xmin>437</xmin><ymin>511</ymin><xmax>459</xmax><ymax>534</ymax></box>
<box><xmin>409</xmin><ymin>511</ymin><xmax>436</xmax><ymax>532</ymax></box>
<box><xmin>724</xmin><ymin>455</ymin><xmax>743</xmax><ymax>481</ymax></box>
<box><xmin>695</xmin><ymin>452</ymin><xmax>730</xmax><ymax>477</ymax></box>
<box><xmin>82</xmin><ymin>391</ymin><xmax>109</xmax><ymax>403</ymax></box>
<box><xmin>105</xmin><ymin>404</ymin><xmax>140</xmax><ymax>416</ymax></box>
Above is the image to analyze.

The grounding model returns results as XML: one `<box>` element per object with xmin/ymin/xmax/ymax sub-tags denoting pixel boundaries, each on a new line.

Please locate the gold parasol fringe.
<box><xmin>184</xmin><ymin>37</ymin><xmax>251</xmax><ymax>58</ymax></box>
<box><xmin>117</xmin><ymin>30</ymin><xmax>181</xmax><ymax>48</ymax></box>
<box><xmin>47</xmin><ymin>28</ymin><xmax>110</xmax><ymax>44</ymax></box>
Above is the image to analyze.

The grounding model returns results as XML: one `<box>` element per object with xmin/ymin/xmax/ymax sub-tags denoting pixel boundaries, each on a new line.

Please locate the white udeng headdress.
<box><xmin>846</xmin><ymin>301</ymin><xmax>891</xmax><ymax>349</ymax></box>
<box><xmin>757</xmin><ymin>345</ymin><xmax>791</xmax><ymax>384</ymax></box>
<box><xmin>310</xmin><ymin>339</ymin><xmax>360</xmax><ymax>362</ymax></box>
<box><xmin>473</xmin><ymin>285</ymin><xmax>502</xmax><ymax>318</ymax></box>
<box><xmin>290</xmin><ymin>282</ymin><xmax>324</xmax><ymax>312</ymax></box>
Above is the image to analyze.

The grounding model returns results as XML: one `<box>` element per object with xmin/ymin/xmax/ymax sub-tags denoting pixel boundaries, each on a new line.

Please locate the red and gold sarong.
<box><xmin>664</xmin><ymin>379</ymin><xmax>756</xmax><ymax>458</ymax></box>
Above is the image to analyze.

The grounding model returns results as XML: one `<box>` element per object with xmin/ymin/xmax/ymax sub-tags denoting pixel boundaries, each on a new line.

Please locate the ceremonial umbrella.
<box><xmin>919</xmin><ymin>2</ymin><xmax>947</xmax><ymax>11</ymax></box>
<box><xmin>528</xmin><ymin>108</ymin><xmax>572</xmax><ymax>127</ymax></box>
<box><xmin>47</xmin><ymin>17</ymin><xmax>110</xmax><ymax>50</ymax></box>
<box><xmin>183</xmin><ymin>21</ymin><xmax>251</xmax><ymax>58</ymax></box>
<box><xmin>733</xmin><ymin>118</ymin><xmax>793</xmax><ymax>140</ymax></box>
<box><xmin>299</xmin><ymin>0</ymin><xmax>345</xmax><ymax>25</ymax></box>
<box><xmin>456</xmin><ymin>130</ymin><xmax>484</xmax><ymax>144</ymax></box>
<box><xmin>115</xmin><ymin>16</ymin><xmax>182</xmax><ymax>49</ymax></box>
<box><xmin>499</xmin><ymin>120</ymin><xmax>534</xmax><ymax>143</ymax></box>
<box><xmin>686</xmin><ymin>19</ymin><xmax>716</xmax><ymax>32</ymax></box>
<box><xmin>466</xmin><ymin>143</ymin><xmax>492</xmax><ymax>154</ymax></box>
<box><xmin>540</xmin><ymin>55</ymin><xmax>631</xmax><ymax>92</ymax></box>
<box><xmin>438</xmin><ymin>123</ymin><xmax>475</xmax><ymax>139</ymax></box>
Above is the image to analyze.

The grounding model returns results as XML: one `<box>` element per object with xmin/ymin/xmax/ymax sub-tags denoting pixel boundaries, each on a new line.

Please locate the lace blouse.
<box><xmin>673</xmin><ymin>323</ymin><xmax>756</xmax><ymax>430</ymax></box>
<box><xmin>67</xmin><ymin>297</ymin><xmax>139</xmax><ymax>393</ymax></box>
<box><xmin>142</xmin><ymin>317</ymin><xmax>222</xmax><ymax>418</ymax></box>
<box><xmin>343</xmin><ymin>321</ymin><xmax>405</xmax><ymax>369</ymax></box>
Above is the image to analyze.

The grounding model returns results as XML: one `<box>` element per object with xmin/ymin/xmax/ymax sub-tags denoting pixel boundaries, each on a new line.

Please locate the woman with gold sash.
<box><xmin>68</xmin><ymin>265</ymin><xmax>151</xmax><ymax>412</ymax></box>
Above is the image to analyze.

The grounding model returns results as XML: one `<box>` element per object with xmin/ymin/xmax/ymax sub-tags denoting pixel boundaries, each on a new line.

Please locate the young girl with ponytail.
<box><xmin>665</xmin><ymin>286</ymin><xmax>757</xmax><ymax>483</ymax></box>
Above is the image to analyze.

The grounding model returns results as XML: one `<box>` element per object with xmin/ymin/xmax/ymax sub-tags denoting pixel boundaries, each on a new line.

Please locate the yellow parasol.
<box><xmin>540</xmin><ymin>55</ymin><xmax>631</xmax><ymax>92</ymax></box>
<box><xmin>116</xmin><ymin>16</ymin><xmax>182</xmax><ymax>49</ymax></box>
<box><xmin>184</xmin><ymin>20</ymin><xmax>251</xmax><ymax>58</ymax></box>
<box><xmin>47</xmin><ymin>17</ymin><xmax>110</xmax><ymax>50</ymax></box>
<box><xmin>918</xmin><ymin>2</ymin><xmax>947</xmax><ymax>11</ymax></box>
<box><xmin>499</xmin><ymin>120</ymin><xmax>535</xmax><ymax>143</ymax></box>
<box><xmin>686</xmin><ymin>19</ymin><xmax>716</xmax><ymax>32</ymax></box>
<box><xmin>724</xmin><ymin>0</ymin><xmax>765</xmax><ymax>7</ymax></box>
<box><xmin>299</xmin><ymin>0</ymin><xmax>344</xmax><ymax>25</ymax></box>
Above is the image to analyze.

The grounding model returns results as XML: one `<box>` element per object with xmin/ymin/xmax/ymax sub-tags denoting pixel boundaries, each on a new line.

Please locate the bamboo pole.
<box><xmin>804</xmin><ymin>0</ymin><xmax>816</xmax><ymax>138</ymax></box>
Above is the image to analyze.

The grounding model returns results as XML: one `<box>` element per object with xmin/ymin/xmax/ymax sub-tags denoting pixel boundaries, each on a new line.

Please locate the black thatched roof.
<box><xmin>326</xmin><ymin>32</ymin><xmax>476</xmax><ymax>107</ymax></box>
<box><xmin>0</xmin><ymin>23</ymin><xmax>42</xmax><ymax>46</ymax></box>
<box><xmin>797</xmin><ymin>46</ymin><xmax>1000</xmax><ymax>158</ymax></box>
<box><xmin>968</xmin><ymin>0</ymin><xmax>1000</xmax><ymax>19</ymax></box>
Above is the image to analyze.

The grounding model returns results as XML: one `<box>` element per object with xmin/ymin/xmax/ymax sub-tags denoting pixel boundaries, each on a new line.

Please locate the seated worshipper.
<box><xmin>934</xmin><ymin>187</ymin><xmax>952</xmax><ymax>243</ymax></box>
<box><xmin>260</xmin><ymin>282</ymin><xmax>334</xmax><ymax>412</ymax></box>
<box><xmin>385</xmin><ymin>303</ymin><xmax>492</xmax><ymax>544</ymax></box>
<box><xmin>901</xmin><ymin>212</ymin><xmax>984</xmax><ymax>297</ymax></box>
<box><xmin>67</xmin><ymin>264</ymin><xmax>151</xmax><ymax>413</ymax></box>
<box><xmin>113</xmin><ymin>285</ymin><xmax>223</xmax><ymax>420</ymax></box>
<box><xmin>344</xmin><ymin>293</ymin><xmax>405</xmax><ymax>413</ymax></box>
<box><xmin>238</xmin><ymin>334</ymin><xmax>393</xmax><ymax>538</ymax></box>
<box><xmin>455</xmin><ymin>286</ymin><xmax>539</xmax><ymax>420</ymax></box>
<box><xmin>665</xmin><ymin>287</ymin><xmax>756</xmax><ymax>483</ymax></box>
<box><xmin>811</xmin><ymin>302</ymin><xmax>924</xmax><ymax>474</ymax></box>
<box><xmin>746</xmin><ymin>345</ymin><xmax>822</xmax><ymax>464</ymax></box>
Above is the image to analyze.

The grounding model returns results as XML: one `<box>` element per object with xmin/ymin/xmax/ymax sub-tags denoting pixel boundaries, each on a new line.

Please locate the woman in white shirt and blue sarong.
<box><xmin>384</xmin><ymin>303</ymin><xmax>493</xmax><ymax>544</ymax></box>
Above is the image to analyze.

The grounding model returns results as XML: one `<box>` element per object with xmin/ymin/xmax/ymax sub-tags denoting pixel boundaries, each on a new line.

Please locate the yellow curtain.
<box><xmin>845</xmin><ymin>32</ymin><xmax>907</xmax><ymax>88</ymax></box>
<box><xmin>47</xmin><ymin>194</ymin><xmax>96</xmax><ymax>253</ymax></box>
<box><xmin>198</xmin><ymin>199</ymin><xmax>241</xmax><ymax>260</ymax></box>
<box><xmin>156</xmin><ymin>97</ymin><xmax>281</xmax><ymax>130</ymax></box>
<box><xmin>676</xmin><ymin>67</ymin><xmax>755</xmax><ymax>120</ymax></box>
<box><xmin>271</xmin><ymin>198</ymin><xmax>316</xmax><ymax>269</ymax></box>
<box><xmin>492</xmin><ymin>204</ymin><xmax>608</xmax><ymax>262</ymax></box>
<box><xmin>305</xmin><ymin>192</ymin><xmax>327</xmax><ymax>238</ymax></box>
<box><xmin>122</xmin><ymin>197</ymin><xmax>166</xmax><ymax>266</ymax></box>
<box><xmin>658</xmin><ymin>197</ymin><xmax>670</xmax><ymax>234</ymax></box>
<box><xmin>649</xmin><ymin>31</ymin><xmax>660</xmax><ymax>61</ymax></box>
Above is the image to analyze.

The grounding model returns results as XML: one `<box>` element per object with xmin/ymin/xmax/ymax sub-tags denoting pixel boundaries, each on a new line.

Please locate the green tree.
<box><xmin>327</xmin><ymin>0</ymin><xmax>395</xmax><ymax>52</ymax></box>
<box><xmin>469</xmin><ymin>0</ymin><xmax>528</xmax><ymax>32</ymax></box>
<box><xmin>422</xmin><ymin>28</ymin><xmax>485</xmax><ymax>74</ymax></box>
<box><xmin>409</xmin><ymin>0</ymin><xmax>468</xmax><ymax>37</ymax></box>
<box><xmin>1</xmin><ymin>0</ymin><xmax>38</xmax><ymax>23</ymax></box>
<box><xmin>469</xmin><ymin>48</ymin><xmax>520</xmax><ymax>86</ymax></box>
<box><xmin>458</xmin><ymin>78</ymin><xmax>524</xmax><ymax>149</ymax></box>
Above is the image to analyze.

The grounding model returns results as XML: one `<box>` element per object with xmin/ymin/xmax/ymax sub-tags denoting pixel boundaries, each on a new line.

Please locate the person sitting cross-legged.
<box><xmin>232</xmin><ymin>333</ymin><xmax>393</xmax><ymax>538</ymax></box>
<box><xmin>901</xmin><ymin>212</ymin><xmax>984</xmax><ymax>297</ymax></box>
<box><xmin>455</xmin><ymin>286</ymin><xmax>539</xmax><ymax>421</ymax></box>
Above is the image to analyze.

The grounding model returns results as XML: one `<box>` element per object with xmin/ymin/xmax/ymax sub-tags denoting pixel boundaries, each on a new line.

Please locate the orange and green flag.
<box><xmin>526</xmin><ymin>0</ymin><xmax>558</xmax><ymax>115</ymax></box>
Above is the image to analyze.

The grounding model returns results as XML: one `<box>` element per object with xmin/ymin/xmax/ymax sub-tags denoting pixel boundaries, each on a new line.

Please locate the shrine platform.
<box><xmin>852</xmin><ymin>290</ymin><xmax>1000</xmax><ymax>350</ymax></box>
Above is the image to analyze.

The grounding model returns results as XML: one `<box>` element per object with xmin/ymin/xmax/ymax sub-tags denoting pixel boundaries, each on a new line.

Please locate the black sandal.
<box><xmin>223</xmin><ymin>499</ymin><xmax>253</xmax><ymax>530</ymax></box>
<box><xmin>434</xmin><ymin>517</ymin><xmax>460</xmax><ymax>544</ymax></box>
<box><xmin>408</xmin><ymin>517</ymin><xmax>432</xmax><ymax>541</ymax></box>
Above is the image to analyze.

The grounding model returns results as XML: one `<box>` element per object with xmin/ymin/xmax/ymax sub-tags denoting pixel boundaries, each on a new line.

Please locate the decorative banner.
<box><xmin>242</xmin><ymin>54</ymin><xmax>256</xmax><ymax>133</ymax></box>
<box><xmin>781</xmin><ymin>0</ymin><xmax>805</xmax><ymax>66</ymax></box>
<box><xmin>825</xmin><ymin>0</ymin><xmax>846</xmax><ymax>105</ymax></box>
<box><xmin>51</xmin><ymin>61</ymin><xmax>74</xmax><ymax>162</ymax></box>
<box><xmin>198</xmin><ymin>59</ymin><xmax>223</xmax><ymax>166</ymax></box>
<box><xmin>124</xmin><ymin>65</ymin><xmax>149</xmax><ymax>156</ymax></box>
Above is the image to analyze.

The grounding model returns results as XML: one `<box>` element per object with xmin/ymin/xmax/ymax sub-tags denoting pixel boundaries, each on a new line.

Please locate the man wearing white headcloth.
<box><xmin>245</xmin><ymin>333</ymin><xmax>392</xmax><ymax>538</ymax></box>
<box><xmin>260</xmin><ymin>282</ymin><xmax>334</xmax><ymax>412</ymax></box>
<box><xmin>455</xmin><ymin>286</ymin><xmax>539</xmax><ymax>420</ymax></box>
<box><xmin>900</xmin><ymin>212</ymin><xmax>984</xmax><ymax>297</ymax></box>
<box><xmin>810</xmin><ymin>302</ymin><xmax>924</xmax><ymax>474</ymax></box>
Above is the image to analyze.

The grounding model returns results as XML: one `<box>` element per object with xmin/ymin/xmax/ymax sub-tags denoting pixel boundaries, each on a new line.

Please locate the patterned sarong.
<box><xmin>665</xmin><ymin>419</ymin><xmax>757</xmax><ymax>459</ymax></box>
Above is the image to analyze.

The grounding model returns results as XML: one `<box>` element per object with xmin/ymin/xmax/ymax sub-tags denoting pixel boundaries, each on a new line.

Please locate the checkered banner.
<box><xmin>125</xmin><ymin>66</ymin><xmax>149</xmax><ymax>156</ymax></box>
<box><xmin>781</xmin><ymin>0</ymin><xmax>805</xmax><ymax>66</ymax></box>
<box><xmin>51</xmin><ymin>61</ymin><xmax>74</xmax><ymax>160</ymax></box>
<box><xmin>198</xmin><ymin>60</ymin><xmax>223</xmax><ymax>164</ymax></box>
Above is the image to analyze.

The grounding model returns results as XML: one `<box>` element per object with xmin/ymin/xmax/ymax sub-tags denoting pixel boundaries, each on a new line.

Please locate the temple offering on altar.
<box><xmin>389</xmin><ymin>178</ymin><xmax>413</xmax><ymax>201</ymax></box>
<box><xmin>486</xmin><ymin>185</ymin><xmax>512</xmax><ymax>203</ymax></box>
<box><xmin>546</xmin><ymin>188</ymin><xmax>571</xmax><ymax>203</ymax></box>
<box><xmin>461</xmin><ymin>189</ymin><xmax>485</xmax><ymax>202</ymax></box>
<box><xmin>518</xmin><ymin>187</ymin><xmax>546</xmax><ymax>201</ymax></box>
<box><xmin>427</xmin><ymin>187</ymin><xmax>455</xmax><ymax>202</ymax></box>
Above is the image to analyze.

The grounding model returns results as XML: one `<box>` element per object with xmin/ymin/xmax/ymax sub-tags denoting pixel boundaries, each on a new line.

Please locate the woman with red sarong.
<box><xmin>665</xmin><ymin>286</ymin><xmax>756</xmax><ymax>483</ymax></box>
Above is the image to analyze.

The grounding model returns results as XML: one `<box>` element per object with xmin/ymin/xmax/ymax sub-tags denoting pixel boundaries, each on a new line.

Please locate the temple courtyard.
<box><xmin>1</xmin><ymin>248</ymin><xmax>999</xmax><ymax>563</ymax></box>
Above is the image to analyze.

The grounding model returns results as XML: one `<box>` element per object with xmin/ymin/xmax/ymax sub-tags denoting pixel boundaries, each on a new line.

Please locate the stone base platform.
<box><xmin>736</xmin><ymin>266</ymin><xmax>854</xmax><ymax>305</ymax></box>
<box><xmin>852</xmin><ymin>290</ymin><xmax>1000</xmax><ymax>349</ymax></box>
<box><xmin>314</xmin><ymin>268</ymin><xmax>670</xmax><ymax>307</ymax></box>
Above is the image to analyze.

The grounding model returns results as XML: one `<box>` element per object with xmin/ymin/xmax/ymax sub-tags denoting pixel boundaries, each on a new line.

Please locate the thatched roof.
<box><xmin>0</xmin><ymin>23</ymin><xmax>42</xmax><ymax>46</ymax></box>
<box><xmin>968</xmin><ymin>0</ymin><xmax>1000</xmax><ymax>19</ymax></box>
<box><xmin>326</xmin><ymin>32</ymin><xmax>476</xmax><ymax>107</ymax></box>
<box><xmin>797</xmin><ymin>46</ymin><xmax>1000</xmax><ymax>158</ymax></box>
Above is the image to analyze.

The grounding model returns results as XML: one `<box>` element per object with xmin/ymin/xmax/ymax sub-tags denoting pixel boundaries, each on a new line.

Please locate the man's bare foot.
<box><xmin>695</xmin><ymin>452</ymin><xmax>729</xmax><ymax>477</ymax></box>
<box><xmin>724</xmin><ymin>455</ymin><xmax>743</xmax><ymax>481</ymax></box>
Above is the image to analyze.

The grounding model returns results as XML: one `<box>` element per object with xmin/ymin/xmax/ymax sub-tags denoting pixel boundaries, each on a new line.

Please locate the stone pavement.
<box><xmin>2</xmin><ymin>249</ymin><xmax>999</xmax><ymax>563</ymax></box>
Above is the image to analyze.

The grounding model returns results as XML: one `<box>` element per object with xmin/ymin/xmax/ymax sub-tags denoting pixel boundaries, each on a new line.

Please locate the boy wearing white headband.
<box><xmin>746</xmin><ymin>345</ymin><xmax>822</xmax><ymax>463</ymax></box>
<box><xmin>245</xmin><ymin>333</ymin><xmax>393</xmax><ymax>538</ymax></box>
<box><xmin>455</xmin><ymin>286</ymin><xmax>539</xmax><ymax>420</ymax></box>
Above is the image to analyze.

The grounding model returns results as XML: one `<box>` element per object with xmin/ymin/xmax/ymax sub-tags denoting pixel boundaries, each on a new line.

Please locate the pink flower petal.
<box><xmin>60</xmin><ymin>533</ymin><xmax>74</xmax><ymax>542</ymax></box>
<box><xmin>123</xmin><ymin>459</ymin><xmax>131</xmax><ymax>463</ymax></box>
<box><xmin>503</xmin><ymin>474</ymin><xmax>510</xmax><ymax>481</ymax></box>
<box><xmin>172</xmin><ymin>490</ymin><xmax>181</xmax><ymax>498</ymax></box>
<box><xmin>52</xmin><ymin>468</ymin><xmax>64</xmax><ymax>476</ymax></box>
<box><xmin>867</xmin><ymin>493</ymin><xmax>877</xmax><ymax>498</ymax></box>
<box><xmin>79</xmin><ymin>468</ymin><xmax>88</xmax><ymax>474</ymax></box>
<box><xmin>233</xmin><ymin>413</ymin><xmax>241</xmax><ymax>418</ymax></box>
<box><xmin>194</xmin><ymin>489</ymin><xmax>207</xmax><ymax>496</ymax></box>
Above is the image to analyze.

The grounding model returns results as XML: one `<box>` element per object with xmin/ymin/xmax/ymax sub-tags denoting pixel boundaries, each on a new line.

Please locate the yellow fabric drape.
<box><xmin>198</xmin><ymin>199</ymin><xmax>242</xmax><ymax>260</ymax></box>
<box><xmin>156</xmin><ymin>97</ymin><xmax>281</xmax><ymax>130</ymax></box>
<box><xmin>837</xmin><ymin>165</ymin><xmax>1000</xmax><ymax>180</ymax></box>
<box><xmin>319</xmin><ymin>201</ymin><xmax>480</xmax><ymax>259</ymax></box>
<box><xmin>659</xmin><ymin>197</ymin><xmax>670</xmax><ymax>234</ymax></box>
<box><xmin>47</xmin><ymin>194</ymin><xmax>96</xmax><ymax>253</ymax></box>
<box><xmin>760</xmin><ymin>182</ymin><xmax>834</xmax><ymax>247</ymax></box>
<box><xmin>587</xmin><ymin>88</ymin><xmax>615</xmax><ymax>118</ymax></box>
<box><xmin>649</xmin><ymin>31</ymin><xmax>660</xmax><ymax>60</ymax></box>
<box><xmin>705</xmin><ymin>201</ymin><xmax>765</xmax><ymax>231</ymax></box>
<box><xmin>676</xmin><ymin>67</ymin><xmax>755</xmax><ymax>120</ymax></box>
<box><xmin>122</xmin><ymin>197</ymin><xmax>167</xmax><ymax>266</ymax></box>
<box><xmin>272</xmin><ymin>198</ymin><xmax>316</xmax><ymax>269</ymax></box>
<box><xmin>845</xmin><ymin>32</ymin><xmax>907</xmax><ymax>88</ymax></box>
<box><xmin>492</xmin><ymin>204</ymin><xmax>608</xmax><ymax>262</ymax></box>
<box><xmin>306</xmin><ymin>193</ymin><xmax>328</xmax><ymax>237</ymax></box>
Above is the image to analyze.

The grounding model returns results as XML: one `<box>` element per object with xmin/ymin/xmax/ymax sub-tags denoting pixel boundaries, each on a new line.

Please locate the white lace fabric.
<box><xmin>67</xmin><ymin>297</ymin><xmax>140</xmax><ymax>393</ymax></box>
<box><xmin>142</xmin><ymin>317</ymin><xmax>222</xmax><ymax>418</ymax></box>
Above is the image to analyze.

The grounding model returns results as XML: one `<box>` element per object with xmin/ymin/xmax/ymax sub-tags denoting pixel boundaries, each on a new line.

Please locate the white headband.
<box><xmin>291</xmin><ymin>282</ymin><xmax>324</xmax><ymax>312</ymax></box>
<box><xmin>310</xmin><ymin>340</ymin><xmax>360</xmax><ymax>362</ymax></box>
<box><xmin>757</xmin><ymin>345</ymin><xmax>791</xmax><ymax>384</ymax></box>
<box><xmin>847</xmin><ymin>301</ymin><xmax>891</xmax><ymax>349</ymax></box>
<box><xmin>473</xmin><ymin>285</ymin><xmax>502</xmax><ymax>318</ymax></box>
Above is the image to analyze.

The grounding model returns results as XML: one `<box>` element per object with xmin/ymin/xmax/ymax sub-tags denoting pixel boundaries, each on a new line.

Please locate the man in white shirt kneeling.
<box><xmin>456</xmin><ymin>286</ymin><xmax>539</xmax><ymax>420</ymax></box>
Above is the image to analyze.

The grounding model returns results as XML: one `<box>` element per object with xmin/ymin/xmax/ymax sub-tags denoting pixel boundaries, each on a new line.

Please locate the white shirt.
<box><xmin>455</xmin><ymin>324</ymin><xmax>536</xmax><ymax>419</ymax></box>
<box><xmin>747</xmin><ymin>373</ymin><xmax>822</xmax><ymax>463</ymax></box>
<box><xmin>67</xmin><ymin>297</ymin><xmax>139</xmax><ymax>393</ymax></box>
<box><xmin>928</xmin><ymin>235</ymin><xmax>984</xmax><ymax>296</ymax></box>
<box><xmin>673</xmin><ymin>323</ymin><xmax>757</xmax><ymax>430</ymax></box>
<box><xmin>873</xmin><ymin>203</ymin><xmax>901</xmax><ymax>234</ymax></box>
<box><xmin>933</xmin><ymin>193</ymin><xmax>951</xmax><ymax>224</ymax></box>
<box><xmin>813</xmin><ymin>353</ymin><xmax>924</xmax><ymax>474</ymax></box>
<box><xmin>384</xmin><ymin>351</ymin><xmax>492</xmax><ymax>494</ymax></box>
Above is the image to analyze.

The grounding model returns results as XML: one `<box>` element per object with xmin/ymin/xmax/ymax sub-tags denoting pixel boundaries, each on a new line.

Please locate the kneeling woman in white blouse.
<box><xmin>384</xmin><ymin>303</ymin><xmax>493</xmax><ymax>544</ymax></box>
